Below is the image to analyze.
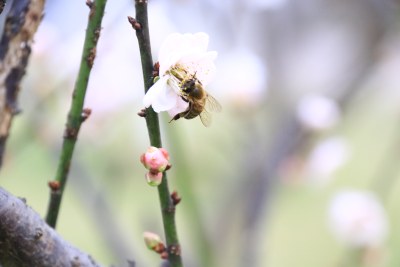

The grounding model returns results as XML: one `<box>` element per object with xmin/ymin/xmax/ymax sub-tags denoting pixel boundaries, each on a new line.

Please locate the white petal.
<box><xmin>158</xmin><ymin>33</ymin><xmax>185</xmax><ymax>75</ymax></box>
<box><xmin>167</xmin><ymin>97</ymin><xmax>190</xmax><ymax>118</ymax></box>
<box><xmin>143</xmin><ymin>78</ymin><xmax>165</xmax><ymax>108</ymax></box>
<box><xmin>180</xmin><ymin>51</ymin><xmax>218</xmax><ymax>85</ymax></box>
<box><xmin>159</xmin><ymin>51</ymin><xmax>182</xmax><ymax>76</ymax></box>
<box><xmin>183</xmin><ymin>32</ymin><xmax>209</xmax><ymax>53</ymax></box>
<box><xmin>158</xmin><ymin>32</ymin><xmax>211</xmax><ymax>75</ymax></box>
<box><xmin>143</xmin><ymin>76</ymin><xmax>177</xmax><ymax>112</ymax></box>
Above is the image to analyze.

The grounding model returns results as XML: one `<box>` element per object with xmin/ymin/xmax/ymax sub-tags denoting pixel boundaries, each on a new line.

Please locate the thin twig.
<box><xmin>129</xmin><ymin>1</ymin><xmax>183</xmax><ymax>266</ymax></box>
<box><xmin>45</xmin><ymin>0</ymin><xmax>108</xmax><ymax>228</ymax></box>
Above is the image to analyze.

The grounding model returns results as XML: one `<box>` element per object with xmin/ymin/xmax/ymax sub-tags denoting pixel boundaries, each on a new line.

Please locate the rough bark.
<box><xmin>0</xmin><ymin>0</ymin><xmax>5</xmax><ymax>14</ymax></box>
<box><xmin>0</xmin><ymin>187</ymin><xmax>103</xmax><ymax>267</ymax></box>
<box><xmin>0</xmin><ymin>0</ymin><xmax>45</xmax><ymax>167</ymax></box>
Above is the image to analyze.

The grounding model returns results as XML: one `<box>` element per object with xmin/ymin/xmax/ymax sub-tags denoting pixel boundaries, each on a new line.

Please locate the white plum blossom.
<box><xmin>143</xmin><ymin>32</ymin><xmax>217</xmax><ymax>117</ymax></box>
<box><xmin>328</xmin><ymin>190</ymin><xmax>388</xmax><ymax>247</ymax></box>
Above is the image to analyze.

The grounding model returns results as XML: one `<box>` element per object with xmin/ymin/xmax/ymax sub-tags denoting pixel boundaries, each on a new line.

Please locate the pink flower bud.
<box><xmin>145</xmin><ymin>171</ymin><xmax>163</xmax><ymax>186</ymax></box>
<box><xmin>159</xmin><ymin>148</ymin><xmax>170</xmax><ymax>161</ymax></box>
<box><xmin>143</xmin><ymin>231</ymin><xmax>163</xmax><ymax>250</ymax></box>
<box><xmin>140</xmin><ymin>146</ymin><xmax>170</xmax><ymax>173</ymax></box>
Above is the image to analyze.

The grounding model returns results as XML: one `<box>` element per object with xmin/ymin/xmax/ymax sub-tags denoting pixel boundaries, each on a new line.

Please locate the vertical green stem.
<box><xmin>45</xmin><ymin>0</ymin><xmax>108</xmax><ymax>228</ymax></box>
<box><xmin>132</xmin><ymin>1</ymin><xmax>183</xmax><ymax>266</ymax></box>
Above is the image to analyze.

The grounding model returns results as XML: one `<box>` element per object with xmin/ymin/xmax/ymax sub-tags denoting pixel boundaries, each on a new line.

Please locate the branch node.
<box><xmin>18</xmin><ymin>197</ymin><xmax>27</xmax><ymax>204</ymax></box>
<box><xmin>34</xmin><ymin>227</ymin><xmax>43</xmax><ymax>240</ymax></box>
<box><xmin>152</xmin><ymin>62</ymin><xmax>160</xmax><ymax>78</ymax></box>
<box><xmin>94</xmin><ymin>27</ymin><xmax>101</xmax><ymax>43</ymax></box>
<box><xmin>168</xmin><ymin>244</ymin><xmax>181</xmax><ymax>256</ymax></box>
<box><xmin>127</xmin><ymin>16</ymin><xmax>142</xmax><ymax>31</ymax></box>
<box><xmin>163</xmin><ymin>206</ymin><xmax>176</xmax><ymax>213</ymax></box>
<box><xmin>48</xmin><ymin>180</ymin><xmax>61</xmax><ymax>191</ymax></box>
<box><xmin>81</xmin><ymin>108</ymin><xmax>92</xmax><ymax>122</ymax></box>
<box><xmin>87</xmin><ymin>47</ymin><xmax>97</xmax><ymax>67</ymax></box>
<box><xmin>71</xmin><ymin>256</ymin><xmax>81</xmax><ymax>267</ymax></box>
<box><xmin>171</xmin><ymin>191</ymin><xmax>181</xmax><ymax>206</ymax></box>
<box><xmin>137</xmin><ymin>108</ymin><xmax>147</xmax><ymax>117</ymax></box>
<box><xmin>86</xmin><ymin>0</ymin><xmax>93</xmax><ymax>8</ymax></box>
<box><xmin>63</xmin><ymin>127</ymin><xmax>78</xmax><ymax>139</ymax></box>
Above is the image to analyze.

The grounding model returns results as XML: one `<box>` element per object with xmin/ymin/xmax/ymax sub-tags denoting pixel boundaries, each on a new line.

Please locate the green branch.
<box><xmin>129</xmin><ymin>1</ymin><xmax>183</xmax><ymax>266</ymax></box>
<box><xmin>45</xmin><ymin>0</ymin><xmax>108</xmax><ymax>228</ymax></box>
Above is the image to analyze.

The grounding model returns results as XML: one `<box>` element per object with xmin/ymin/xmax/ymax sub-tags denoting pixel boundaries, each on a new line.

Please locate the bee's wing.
<box><xmin>205</xmin><ymin>94</ymin><xmax>222</xmax><ymax>113</ymax></box>
<box><xmin>199</xmin><ymin>110</ymin><xmax>212</xmax><ymax>127</ymax></box>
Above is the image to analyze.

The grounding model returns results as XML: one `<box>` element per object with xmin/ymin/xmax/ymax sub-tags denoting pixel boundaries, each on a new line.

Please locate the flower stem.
<box><xmin>131</xmin><ymin>1</ymin><xmax>183</xmax><ymax>266</ymax></box>
<box><xmin>45</xmin><ymin>0</ymin><xmax>108</xmax><ymax>228</ymax></box>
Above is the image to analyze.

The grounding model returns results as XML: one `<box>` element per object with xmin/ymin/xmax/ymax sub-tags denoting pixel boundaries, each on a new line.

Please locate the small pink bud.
<box><xmin>141</xmin><ymin>146</ymin><xmax>170</xmax><ymax>173</ymax></box>
<box><xmin>143</xmin><ymin>231</ymin><xmax>163</xmax><ymax>250</ymax></box>
<box><xmin>145</xmin><ymin>171</ymin><xmax>163</xmax><ymax>186</ymax></box>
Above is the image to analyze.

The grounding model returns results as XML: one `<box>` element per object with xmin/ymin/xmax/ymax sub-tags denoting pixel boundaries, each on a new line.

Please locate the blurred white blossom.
<box><xmin>213</xmin><ymin>47</ymin><xmax>268</xmax><ymax>106</ymax></box>
<box><xmin>296</xmin><ymin>94</ymin><xmax>340</xmax><ymax>130</ymax></box>
<box><xmin>328</xmin><ymin>190</ymin><xmax>388</xmax><ymax>247</ymax></box>
<box><xmin>143</xmin><ymin>32</ymin><xmax>217</xmax><ymax>117</ymax></box>
<box><xmin>306</xmin><ymin>137</ymin><xmax>351</xmax><ymax>185</ymax></box>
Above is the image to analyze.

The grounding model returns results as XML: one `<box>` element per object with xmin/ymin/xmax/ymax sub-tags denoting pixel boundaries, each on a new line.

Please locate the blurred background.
<box><xmin>1</xmin><ymin>0</ymin><xmax>400</xmax><ymax>266</ymax></box>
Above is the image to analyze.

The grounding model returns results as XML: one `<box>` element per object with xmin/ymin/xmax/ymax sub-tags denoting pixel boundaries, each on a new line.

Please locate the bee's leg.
<box><xmin>169</xmin><ymin>113</ymin><xmax>182</xmax><ymax>123</ymax></box>
<box><xmin>169</xmin><ymin>101</ymin><xmax>192</xmax><ymax>123</ymax></box>
<box><xmin>182</xmin><ymin>103</ymin><xmax>195</xmax><ymax>120</ymax></box>
<box><xmin>182</xmin><ymin>109</ymin><xmax>191</xmax><ymax>118</ymax></box>
<box><xmin>178</xmin><ymin>97</ymin><xmax>193</xmax><ymax>119</ymax></box>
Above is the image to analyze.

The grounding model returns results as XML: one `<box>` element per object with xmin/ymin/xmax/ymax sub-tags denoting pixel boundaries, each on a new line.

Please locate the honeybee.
<box><xmin>170</xmin><ymin>72</ymin><xmax>221</xmax><ymax>127</ymax></box>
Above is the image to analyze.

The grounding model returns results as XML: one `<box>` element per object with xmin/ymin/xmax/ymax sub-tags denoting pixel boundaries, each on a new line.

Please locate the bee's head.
<box><xmin>181</xmin><ymin>78</ymin><xmax>196</xmax><ymax>93</ymax></box>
